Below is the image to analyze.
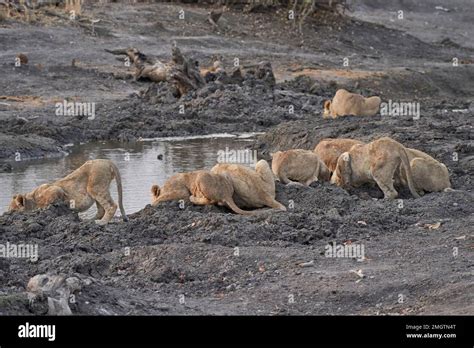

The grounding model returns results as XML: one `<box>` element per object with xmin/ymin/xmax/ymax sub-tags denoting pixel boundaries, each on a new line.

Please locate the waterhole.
<box><xmin>0</xmin><ymin>133</ymin><xmax>260</xmax><ymax>218</ymax></box>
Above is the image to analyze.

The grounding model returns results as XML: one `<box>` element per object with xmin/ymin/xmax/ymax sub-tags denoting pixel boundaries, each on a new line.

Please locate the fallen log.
<box><xmin>105</xmin><ymin>47</ymin><xmax>170</xmax><ymax>82</ymax></box>
<box><xmin>207</xmin><ymin>9</ymin><xmax>223</xmax><ymax>28</ymax></box>
<box><xmin>105</xmin><ymin>45</ymin><xmax>205</xmax><ymax>97</ymax></box>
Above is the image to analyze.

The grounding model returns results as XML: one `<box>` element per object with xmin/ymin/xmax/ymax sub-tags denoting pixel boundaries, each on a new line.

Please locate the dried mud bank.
<box><xmin>0</xmin><ymin>183</ymin><xmax>472</xmax><ymax>315</ymax></box>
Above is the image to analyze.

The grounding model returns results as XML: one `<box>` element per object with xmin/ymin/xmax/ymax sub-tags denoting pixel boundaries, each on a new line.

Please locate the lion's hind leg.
<box><xmin>189</xmin><ymin>174</ymin><xmax>220</xmax><ymax>206</ymax></box>
<box><xmin>94</xmin><ymin>201</ymin><xmax>105</xmax><ymax>220</ymax></box>
<box><xmin>265</xmin><ymin>196</ymin><xmax>287</xmax><ymax>211</ymax></box>
<box><xmin>304</xmin><ymin>170</ymin><xmax>320</xmax><ymax>186</ymax></box>
<box><xmin>371</xmin><ymin>159</ymin><xmax>398</xmax><ymax>200</ymax></box>
<box><xmin>89</xmin><ymin>189</ymin><xmax>117</xmax><ymax>225</ymax></box>
<box><xmin>189</xmin><ymin>195</ymin><xmax>215</xmax><ymax>205</ymax></box>
<box><xmin>372</xmin><ymin>176</ymin><xmax>398</xmax><ymax>199</ymax></box>
<box><xmin>279</xmin><ymin>172</ymin><xmax>304</xmax><ymax>186</ymax></box>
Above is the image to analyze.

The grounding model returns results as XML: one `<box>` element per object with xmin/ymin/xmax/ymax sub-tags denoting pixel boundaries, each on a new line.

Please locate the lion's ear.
<box><xmin>151</xmin><ymin>185</ymin><xmax>160</xmax><ymax>198</ymax></box>
<box><xmin>324</xmin><ymin>100</ymin><xmax>331</xmax><ymax>110</ymax></box>
<box><xmin>341</xmin><ymin>152</ymin><xmax>350</xmax><ymax>162</ymax></box>
<box><xmin>15</xmin><ymin>194</ymin><xmax>25</xmax><ymax>207</ymax></box>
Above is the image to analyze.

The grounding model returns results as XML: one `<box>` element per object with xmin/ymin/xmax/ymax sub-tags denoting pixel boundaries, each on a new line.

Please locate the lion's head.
<box><xmin>318</xmin><ymin>161</ymin><xmax>332</xmax><ymax>182</ymax></box>
<box><xmin>151</xmin><ymin>184</ymin><xmax>161</xmax><ymax>206</ymax></box>
<box><xmin>8</xmin><ymin>184</ymin><xmax>66</xmax><ymax>212</ymax></box>
<box><xmin>9</xmin><ymin>194</ymin><xmax>28</xmax><ymax>212</ymax></box>
<box><xmin>330</xmin><ymin>152</ymin><xmax>352</xmax><ymax>187</ymax></box>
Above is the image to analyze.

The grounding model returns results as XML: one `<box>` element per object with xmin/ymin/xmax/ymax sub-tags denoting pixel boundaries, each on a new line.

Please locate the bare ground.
<box><xmin>0</xmin><ymin>0</ymin><xmax>472</xmax><ymax>315</ymax></box>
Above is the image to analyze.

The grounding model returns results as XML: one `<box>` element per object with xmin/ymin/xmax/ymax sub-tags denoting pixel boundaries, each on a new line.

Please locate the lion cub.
<box><xmin>323</xmin><ymin>89</ymin><xmax>381</xmax><ymax>118</ymax></box>
<box><xmin>314</xmin><ymin>138</ymin><xmax>365</xmax><ymax>173</ymax></box>
<box><xmin>271</xmin><ymin>149</ymin><xmax>330</xmax><ymax>186</ymax></box>
<box><xmin>316</xmin><ymin>138</ymin><xmax>451</xmax><ymax>193</ymax></box>
<box><xmin>401</xmin><ymin>148</ymin><xmax>451</xmax><ymax>193</ymax></box>
<box><xmin>9</xmin><ymin>159</ymin><xmax>128</xmax><ymax>225</ymax></box>
<box><xmin>211</xmin><ymin>160</ymin><xmax>286</xmax><ymax>211</ymax></box>
<box><xmin>331</xmin><ymin>137</ymin><xmax>420</xmax><ymax>199</ymax></box>
<box><xmin>151</xmin><ymin>170</ymin><xmax>255</xmax><ymax>215</ymax></box>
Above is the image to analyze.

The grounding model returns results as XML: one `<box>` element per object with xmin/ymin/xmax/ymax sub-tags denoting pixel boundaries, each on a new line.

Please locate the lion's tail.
<box><xmin>400</xmin><ymin>147</ymin><xmax>421</xmax><ymax>199</ymax></box>
<box><xmin>268</xmin><ymin>199</ymin><xmax>287</xmax><ymax>211</ymax></box>
<box><xmin>224</xmin><ymin>198</ymin><xmax>257</xmax><ymax>216</ymax></box>
<box><xmin>443</xmin><ymin>187</ymin><xmax>461</xmax><ymax>193</ymax></box>
<box><xmin>111</xmin><ymin>161</ymin><xmax>128</xmax><ymax>222</ymax></box>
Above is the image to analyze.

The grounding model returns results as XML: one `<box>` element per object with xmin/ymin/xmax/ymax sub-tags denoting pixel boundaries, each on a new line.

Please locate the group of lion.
<box><xmin>7</xmin><ymin>158</ymin><xmax>288</xmax><ymax>225</ymax></box>
<box><xmin>150</xmin><ymin>160</ymin><xmax>286</xmax><ymax>216</ymax></box>
<box><xmin>8</xmin><ymin>89</ymin><xmax>451</xmax><ymax>224</ymax></box>
<box><xmin>274</xmin><ymin>137</ymin><xmax>451</xmax><ymax>200</ymax></box>
<box><xmin>8</xmin><ymin>135</ymin><xmax>451</xmax><ymax>224</ymax></box>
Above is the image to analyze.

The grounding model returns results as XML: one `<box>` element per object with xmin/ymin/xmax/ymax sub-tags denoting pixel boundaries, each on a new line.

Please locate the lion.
<box><xmin>315</xmin><ymin>138</ymin><xmax>451</xmax><ymax>194</ymax></box>
<box><xmin>271</xmin><ymin>149</ymin><xmax>331</xmax><ymax>186</ymax></box>
<box><xmin>314</xmin><ymin>138</ymin><xmax>365</xmax><ymax>172</ymax></box>
<box><xmin>8</xmin><ymin>159</ymin><xmax>127</xmax><ymax>225</ymax></box>
<box><xmin>323</xmin><ymin>89</ymin><xmax>381</xmax><ymax>119</ymax></box>
<box><xmin>151</xmin><ymin>170</ymin><xmax>256</xmax><ymax>215</ymax></box>
<box><xmin>330</xmin><ymin>137</ymin><xmax>421</xmax><ymax>199</ymax></box>
<box><xmin>399</xmin><ymin>148</ymin><xmax>451</xmax><ymax>193</ymax></box>
<box><xmin>211</xmin><ymin>160</ymin><xmax>286</xmax><ymax>211</ymax></box>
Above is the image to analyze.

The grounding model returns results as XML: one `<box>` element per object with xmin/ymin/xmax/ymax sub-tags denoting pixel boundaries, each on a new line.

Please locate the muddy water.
<box><xmin>0</xmin><ymin>133</ymin><xmax>259</xmax><ymax>218</ymax></box>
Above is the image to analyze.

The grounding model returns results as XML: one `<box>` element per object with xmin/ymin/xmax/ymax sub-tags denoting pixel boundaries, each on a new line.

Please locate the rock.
<box><xmin>65</xmin><ymin>277</ymin><xmax>82</xmax><ymax>292</ymax></box>
<box><xmin>48</xmin><ymin>296</ymin><xmax>72</xmax><ymax>315</ymax></box>
<box><xmin>255</xmin><ymin>61</ymin><xmax>275</xmax><ymax>88</ymax></box>
<box><xmin>230</xmin><ymin>67</ymin><xmax>243</xmax><ymax>80</ymax></box>
<box><xmin>26</xmin><ymin>222</ymin><xmax>42</xmax><ymax>233</ymax></box>
<box><xmin>459</xmin><ymin>155</ymin><xmax>474</xmax><ymax>171</ymax></box>
<box><xmin>27</xmin><ymin>274</ymin><xmax>66</xmax><ymax>297</ymax></box>
<box><xmin>26</xmin><ymin>274</ymin><xmax>84</xmax><ymax>316</ymax></box>
<box><xmin>0</xmin><ymin>163</ymin><xmax>12</xmax><ymax>172</ymax></box>
<box><xmin>16</xmin><ymin>53</ymin><xmax>28</xmax><ymax>65</ymax></box>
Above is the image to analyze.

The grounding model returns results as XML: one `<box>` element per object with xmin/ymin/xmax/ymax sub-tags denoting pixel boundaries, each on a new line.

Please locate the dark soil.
<box><xmin>0</xmin><ymin>0</ymin><xmax>472</xmax><ymax>315</ymax></box>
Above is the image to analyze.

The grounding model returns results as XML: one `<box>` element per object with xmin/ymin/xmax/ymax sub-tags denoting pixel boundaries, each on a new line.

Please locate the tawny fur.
<box><xmin>323</xmin><ymin>89</ymin><xmax>381</xmax><ymax>119</ymax></box>
<box><xmin>314</xmin><ymin>138</ymin><xmax>365</xmax><ymax>173</ymax></box>
<box><xmin>330</xmin><ymin>137</ymin><xmax>420</xmax><ymax>199</ymax></box>
<box><xmin>398</xmin><ymin>148</ymin><xmax>451</xmax><ymax>193</ymax></box>
<box><xmin>271</xmin><ymin>149</ymin><xmax>331</xmax><ymax>186</ymax></box>
<box><xmin>151</xmin><ymin>170</ymin><xmax>256</xmax><ymax>215</ymax></box>
<box><xmin>211</xmin><ymin>160</ymin><xmax>286</xmax><ymax>211</ymax></box>
<box><xmin>9</xmin><ymin>159</ymin><xmax>127</xmax><ymax>225</ymax></box>
<box><xmin>199</xmin><ymin>55</ymin><xmax>225</xmax><ymax>78</ymax></box>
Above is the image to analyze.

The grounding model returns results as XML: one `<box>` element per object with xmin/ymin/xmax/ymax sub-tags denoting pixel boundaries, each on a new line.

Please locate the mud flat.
<box><xmin>0</xmin><ymin>0</ymin><xmax>473</xmax><ymax>315</ymax></box>
<box><xmin>1</xmin><ymin>182</ymin><xmax>472</xmax><ymax>315</ymax></box>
